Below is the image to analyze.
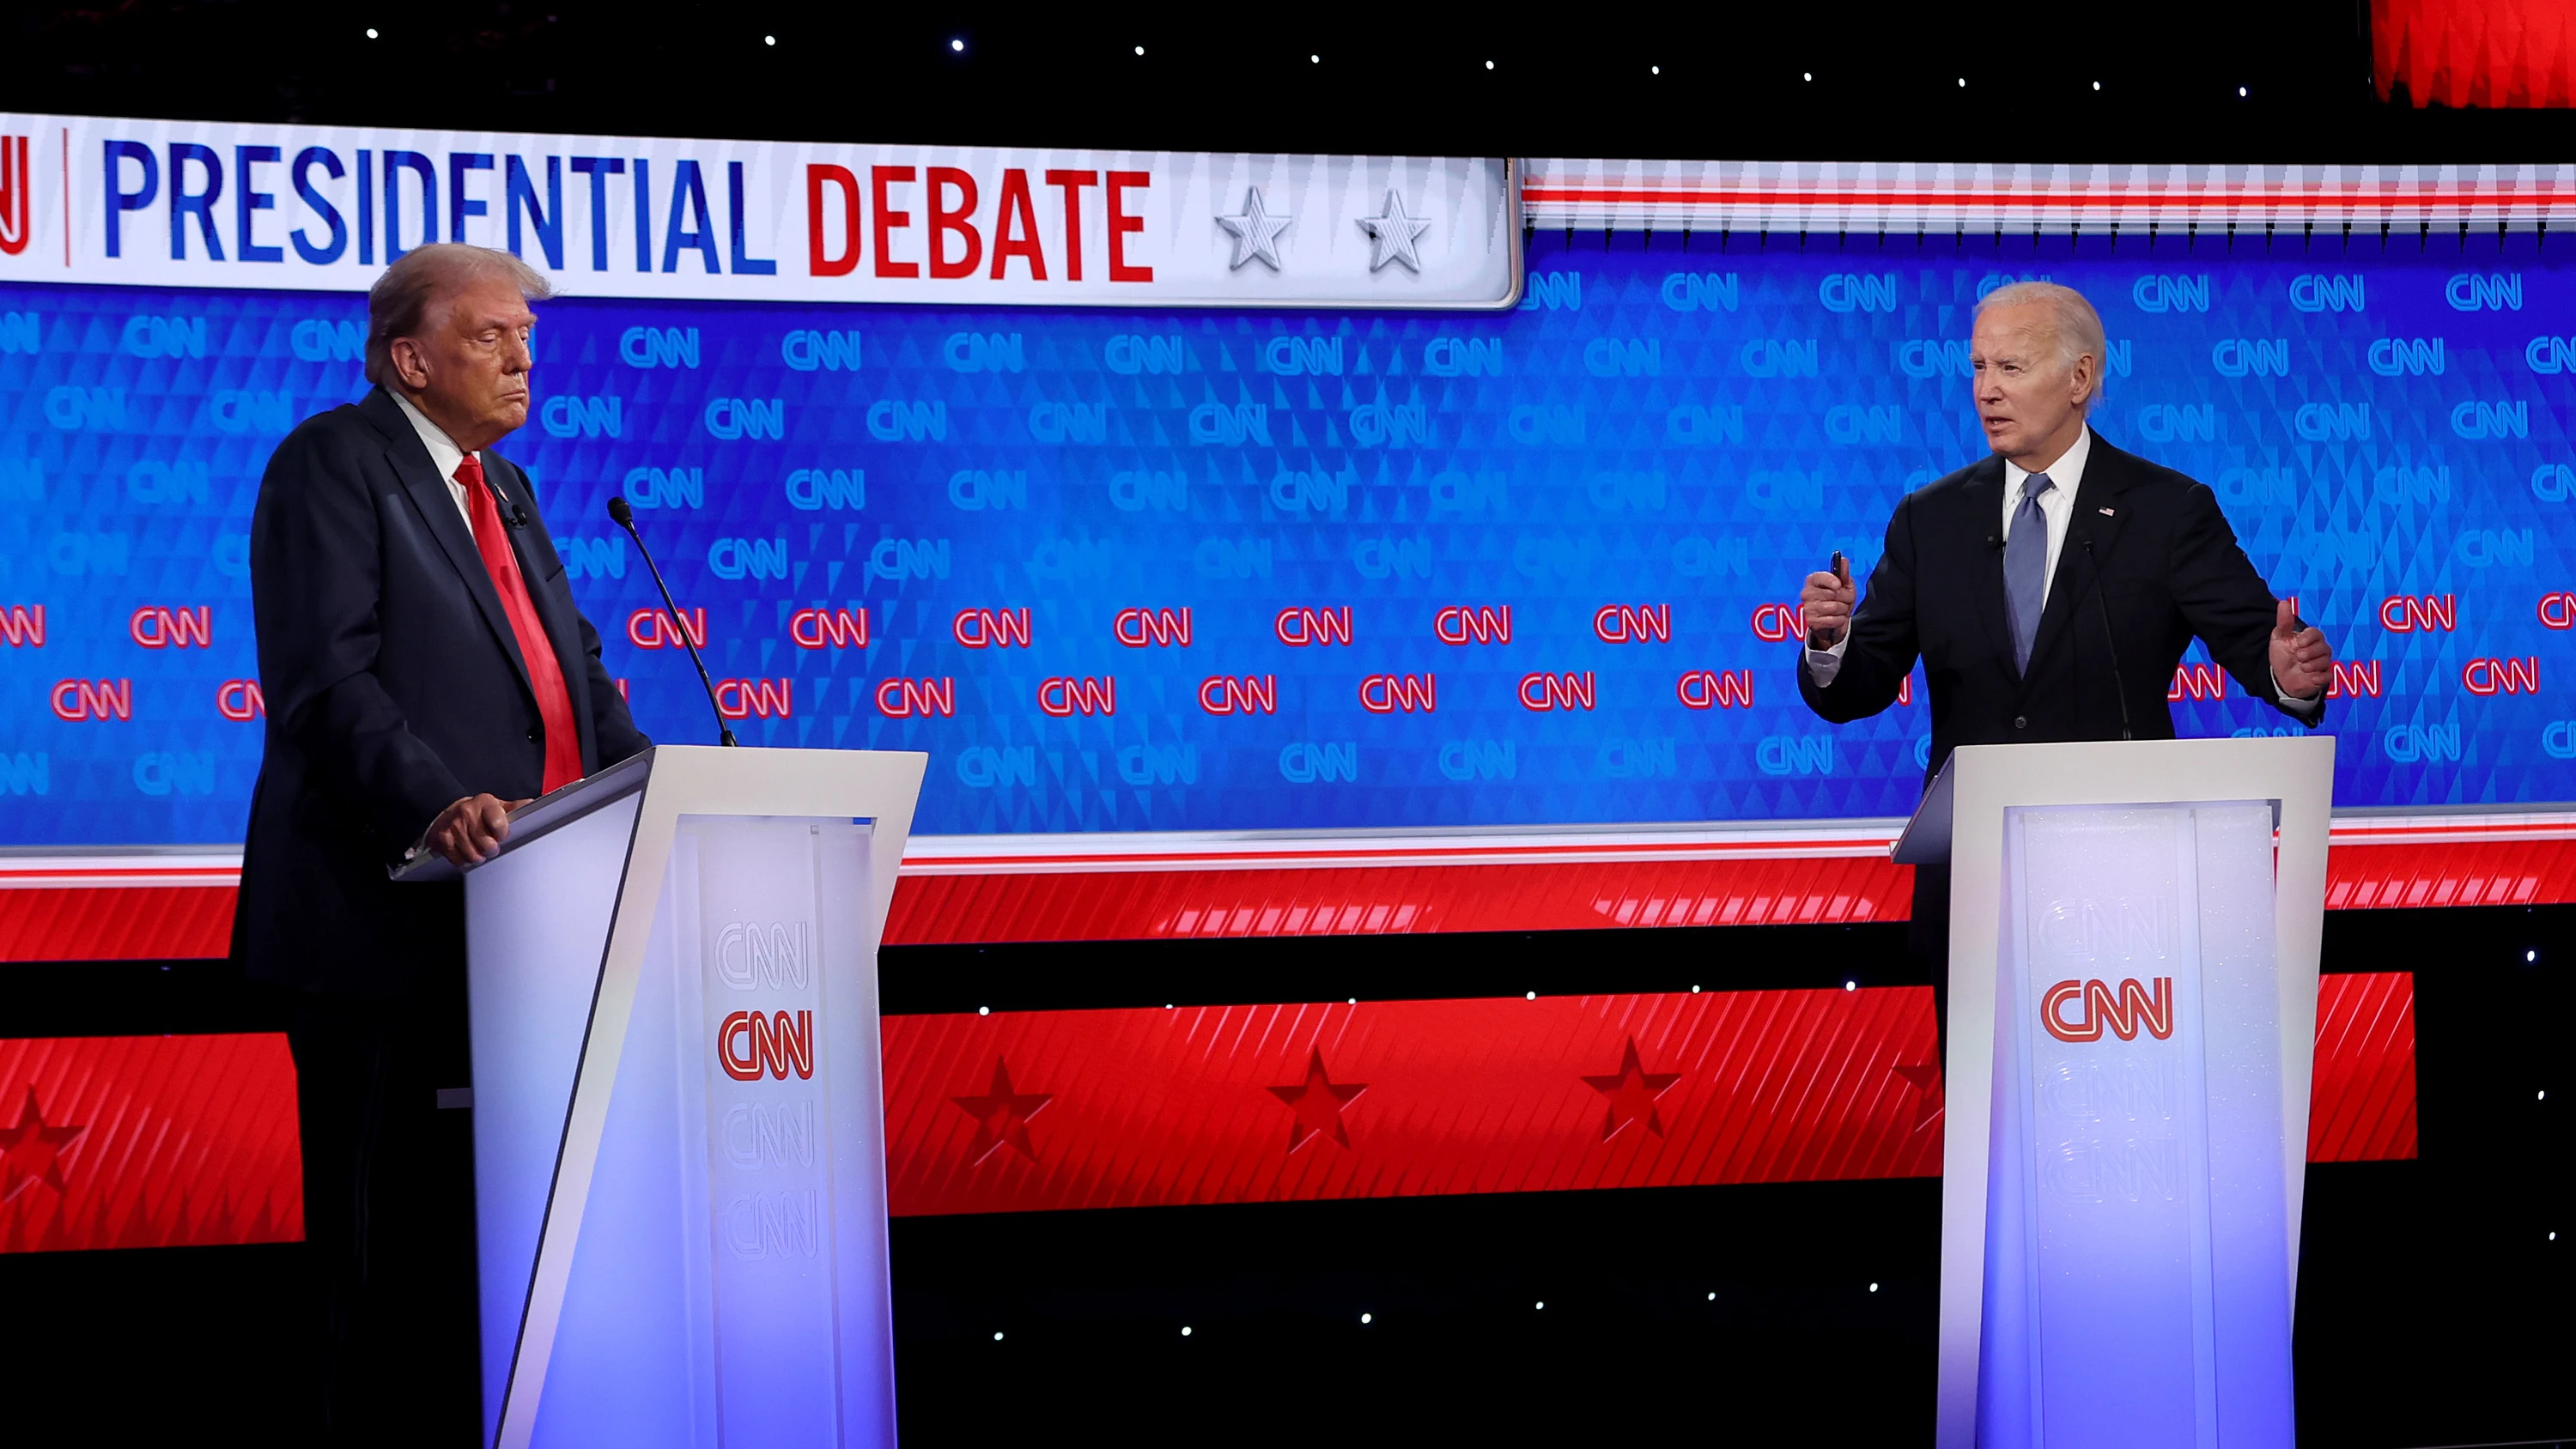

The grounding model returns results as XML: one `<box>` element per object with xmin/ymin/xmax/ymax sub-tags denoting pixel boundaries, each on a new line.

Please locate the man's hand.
<box><xmin>2269</xmin><ymin>599</ymin><xmax>2332</xmax><ymax>700</ymax></box>
<box><xmin>1800</xmin><ymin>555</ymin><xmax>1856</xmax><ymax>648</ymax></box>
<box><xmin>425</xmin><ymin>793</ymin><xmax>531</xmax><ymax>867</ymax></box>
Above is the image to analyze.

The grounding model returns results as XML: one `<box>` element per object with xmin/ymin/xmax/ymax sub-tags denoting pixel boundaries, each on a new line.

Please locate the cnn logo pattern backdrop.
<box><xmin>2</xmin><ymin>234</ymin><xmax>2572</xmax><ymax>844</ymax></box>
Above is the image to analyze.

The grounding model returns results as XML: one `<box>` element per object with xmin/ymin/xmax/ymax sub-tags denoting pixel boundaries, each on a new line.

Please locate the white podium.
<box><xmin>1894</xmin><ymin>737</ymin><xmax>2334</xmax><ymax>1449</ymax></box>
<box><xmin>402</xmin><ymin>745</ymin><xmax>927</xmax><ymax>1449</ymax></box>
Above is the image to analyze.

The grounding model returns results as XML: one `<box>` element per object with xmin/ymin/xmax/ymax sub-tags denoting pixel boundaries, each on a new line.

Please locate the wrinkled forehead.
<box><xmin>1970</xmin><ymin>305</ymin><xmax>2059</xmax><ymax>360</ymax></box>
<box><xmin>430</xmin><ymin>276</ymin><xmax>539</xmax><ymax>333</ymax></box>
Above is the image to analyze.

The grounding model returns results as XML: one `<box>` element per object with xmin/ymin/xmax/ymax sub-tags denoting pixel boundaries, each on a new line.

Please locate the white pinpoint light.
<box><xmin>1360</xmin><ymin>1312</ymin><xmax>1372</xmax><ymax>1324</ymax></box>
<box><xmin>763</xmin><ymin>34</ymin><xmax>774</xmax><ymax>45</ymax></box>
<box><xmin>951</xmin><ymin>38</ymin><xmax>965</xmax><ymax>52</ymax></box>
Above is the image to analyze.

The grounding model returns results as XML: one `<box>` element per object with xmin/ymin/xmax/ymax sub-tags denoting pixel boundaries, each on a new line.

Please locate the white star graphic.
<box><xmin>1215</xmin><ymin>186</ymin><xmax>1292</xmax><ymax>271</ymax></box>
<box><xmin>1358</xmin><ymin>189</ymin><xmax>1431</xmax><ymax>273</ymax></box>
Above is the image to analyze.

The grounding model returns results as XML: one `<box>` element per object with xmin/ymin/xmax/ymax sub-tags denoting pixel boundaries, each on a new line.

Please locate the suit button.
<box><xmin>527</xmin><ymin>727</ymin><xmax>540</xmax><ymax>743</ymax></box>
<box><xmin>2014</xmin><ymin>716</ymin><xmax>2027</xmax><ymax>730</ymax></box>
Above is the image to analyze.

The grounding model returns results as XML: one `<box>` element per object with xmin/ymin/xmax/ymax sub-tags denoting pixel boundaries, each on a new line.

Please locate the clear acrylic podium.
<box><xmin>1893</xmin><ymin>737</ymin><xmax>2335</xmax><ymax>1449</ymax></box>
<box><xmin>400</xmin><ymin>745</ymin><xmax>927</xmax><ymax>1449</ymax></box>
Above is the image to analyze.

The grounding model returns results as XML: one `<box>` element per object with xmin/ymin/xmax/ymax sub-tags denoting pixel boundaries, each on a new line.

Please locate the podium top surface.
<box><xmin>391</xmin><ymin>749</ymin><xmax>658</xmax><ymax>883</ymax></box>
<box><xmin>1888</xmin><ymin>737</ymin><xmax>2328</xmax><ymax>865</ymax></box>
<box><xmin>391</xmin><ymin>744</ymin><xmax>927</xmax><ymax>882</ymax></box>
<box><xmin>1889</xmin><ymin>755</ymin><xmax>1956</xmax><ymax>865</ymax></box>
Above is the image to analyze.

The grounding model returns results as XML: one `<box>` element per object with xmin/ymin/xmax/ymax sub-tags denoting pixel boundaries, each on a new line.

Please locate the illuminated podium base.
<box><xmin>1895</xmin><ymin>737</ymin><xmax>2334</xmax><ymax>1449</ymax></box>
<box><xmin>404</xmin><ymin>745</ymin><xmax>926</xmax><ymax>1449</ymax></box>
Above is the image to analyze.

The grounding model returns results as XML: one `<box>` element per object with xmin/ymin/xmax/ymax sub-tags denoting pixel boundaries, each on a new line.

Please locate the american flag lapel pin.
<box><xmin>2099</xmin><ymin>506</ymin><xmax>2116</xmax><ymax>516</ymax></box>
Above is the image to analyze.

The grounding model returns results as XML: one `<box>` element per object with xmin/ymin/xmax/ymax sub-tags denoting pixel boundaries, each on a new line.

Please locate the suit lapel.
<box><xmin>2023</xmin><ymin>428</ymin><xmax>2136</xmax><ymax>689</ymax></box>
<box><xmin>359</xmin><ymin>388</ymin><xmax>536</xmax><ymax>701</ymax></box>
<box><xmin>1955</xmin><ymin>456</ymin><xmax>2017</xmax><ymax>677</ymax></box>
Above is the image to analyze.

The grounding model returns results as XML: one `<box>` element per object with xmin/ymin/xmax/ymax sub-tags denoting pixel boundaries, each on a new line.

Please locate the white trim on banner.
<box><xmin>1523</xmin><ymin>159</ymin><xmax>2576</xmax><ymax>233</ymax></box>
<box><xmin>0</xmin><ymin>113</ymin><xmax>1519</xmax><ymax>308</ymax></box>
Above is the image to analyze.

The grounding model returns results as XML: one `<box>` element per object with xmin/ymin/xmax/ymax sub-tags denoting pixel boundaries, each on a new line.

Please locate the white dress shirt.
<box><xmin>392</xmin><ymin>390</ymin><xmax>480</xmax><ymax>530</ymax></box>
<box><xmin>1804</xmin><ymin>427</ymin><xmax>2320</xmax><ymax>711</ymax></box>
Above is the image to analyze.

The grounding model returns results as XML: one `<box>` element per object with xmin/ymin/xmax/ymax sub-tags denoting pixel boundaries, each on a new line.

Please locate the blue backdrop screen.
<box><xmin>3</xmin><ymin>233</ymin><xmax>2571</xmax><ymax>843</ymax></box>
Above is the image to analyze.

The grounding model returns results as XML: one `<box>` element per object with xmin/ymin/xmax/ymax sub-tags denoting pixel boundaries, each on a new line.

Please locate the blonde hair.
<box><xmin>365</xmin><ymin>243</ymin><xmax>555</xmax><ymax>385</ymax></box>
<box><xmin>1976</xmin><ymin>282</ymin><xmax>2108</xmax><ymax>410</ymax></box>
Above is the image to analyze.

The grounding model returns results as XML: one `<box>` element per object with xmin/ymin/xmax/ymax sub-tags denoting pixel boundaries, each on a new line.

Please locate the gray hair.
<box><xmin>365</xmin><ymin>243</ymin><xmax>556</xmax><ymax>385</ymax></box>
<box><xmin>1975</xmin><ymin>281</ymin><xmax>2108</xmax><ymax>410</ymax></box>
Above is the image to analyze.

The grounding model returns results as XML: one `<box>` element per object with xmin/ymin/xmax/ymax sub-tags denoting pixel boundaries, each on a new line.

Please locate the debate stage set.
<box><xmin>1</xmin><ymin>10</ymin><xmax>2573</xmax><ymax>1445</ymax></box>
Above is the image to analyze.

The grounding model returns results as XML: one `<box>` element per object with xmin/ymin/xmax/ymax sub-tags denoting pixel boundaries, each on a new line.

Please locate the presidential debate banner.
<box><xmin>3</xmin><ymin>121</ymin><xmax>2575</xmax><ymax>846</ymax></box>
<box><xmin>0</xmin><ymin>113</ymin><xmax>1518</xmax><ymax>307</ymax></box>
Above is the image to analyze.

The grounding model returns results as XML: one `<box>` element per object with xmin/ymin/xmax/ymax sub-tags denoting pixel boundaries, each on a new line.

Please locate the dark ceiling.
<box><xmin>6</xmin><ymin>2</ymin><xmax>2572</xmax><ymax>161</ymax></box>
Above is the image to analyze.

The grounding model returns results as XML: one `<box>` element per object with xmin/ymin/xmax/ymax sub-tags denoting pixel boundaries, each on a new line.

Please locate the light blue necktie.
<box><xmin>2004</xmin><ymin>472</ymin><xmax>2055</xmax><ymax>675</ymax></box>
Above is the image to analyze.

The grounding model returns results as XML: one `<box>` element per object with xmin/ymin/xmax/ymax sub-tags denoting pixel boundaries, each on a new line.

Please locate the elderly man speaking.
<box><xmin>235</xmin><ymin>243</ymin><xmax>650</xmax><ymax>1440</ymax></box>
<box><xmin>1794</xmin><ymin>281</ymin><xmax>2331</xmax><ymax>1052</ymax></box>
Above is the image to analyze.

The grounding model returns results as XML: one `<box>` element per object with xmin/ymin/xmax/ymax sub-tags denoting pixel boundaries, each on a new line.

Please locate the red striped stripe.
<box><xmin>6</xmin><ymin>839</ymin><xmax>2576</xmax><ymax>958</ymax></box>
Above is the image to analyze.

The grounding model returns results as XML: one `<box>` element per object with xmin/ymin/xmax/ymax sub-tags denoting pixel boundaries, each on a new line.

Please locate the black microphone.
<box><xmin>607</xmin><ymin>495</ymin><xmax>737</xmax><ymax>747</ymax></box>
<box><xmin>2080</xmin><ymin>536</ymin><xmax>2134</xmax><ymax>741</ymax></box>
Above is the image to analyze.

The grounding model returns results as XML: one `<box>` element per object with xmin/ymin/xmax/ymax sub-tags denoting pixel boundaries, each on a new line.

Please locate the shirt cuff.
<box><xmin>2271</xmin><ymin>667</ymin><xmax>2324</xmax><ymax>716</ymax></box>
<box><xmin>1804</xmin><ymin>630</ymin><xmax>1851</xmax><ymax>686</ymax></box>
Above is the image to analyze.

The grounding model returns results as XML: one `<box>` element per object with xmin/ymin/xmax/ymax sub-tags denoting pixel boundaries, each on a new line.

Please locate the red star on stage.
<box><xmin>1268</xmin><ymin>1048</ymin><xmax>1367</xmax><ymax>1153</ymax></box>
<box><xmin>1582</xmin><ymin>1037</ymin><xmax>1684</xmax><ymax>1141</ymax></box>
<box><xmin>1893</xmin><ymin>1061</ymin><xmax>1945</xmax><ymax>1133</ymax></box>
<box><xmin>0</xmin><ymin>1087</ymin><xmax>87</xmax><ymax>1203</ymax></box>
<box><xmin>951</xmin><ymin>1058</ymin><xmax>1053</xmax><ymax>1166</ymax></box>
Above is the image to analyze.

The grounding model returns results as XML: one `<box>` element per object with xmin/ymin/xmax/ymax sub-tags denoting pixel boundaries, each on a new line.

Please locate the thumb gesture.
<box><xmin>2268</xmin><ymin>598</ymin><xmax>2332</xmax><ymax>701</ymax></box>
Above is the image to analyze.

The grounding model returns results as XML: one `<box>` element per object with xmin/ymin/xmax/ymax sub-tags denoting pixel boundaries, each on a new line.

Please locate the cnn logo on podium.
<box><xmin>719</xmin><ymin>1010</ymin><xmax>816</xmax><ymax>1081</ymax></box>
<box><xmin>2041</xmin><ymin>978</ymin><xmax>2175</xmax><ymax>1043</ymax></box>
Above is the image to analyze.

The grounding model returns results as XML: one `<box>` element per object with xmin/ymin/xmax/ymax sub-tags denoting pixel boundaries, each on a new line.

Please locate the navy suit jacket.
<box><xmin>234</xmin><ymin>385</ymin><xmax>649</xmax><ymax>998</ymax></box>
<box><xmin>1796</xmin><ymin>430</ymin><xmax>2323</xmax><ymax>780</ymax></box>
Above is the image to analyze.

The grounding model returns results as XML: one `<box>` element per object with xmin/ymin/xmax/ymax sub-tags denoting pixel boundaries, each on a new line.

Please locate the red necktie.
<box><xmin>459</xmin><ymin>453</ymin><xmax>583</xmax><ymax>794</ymax></box>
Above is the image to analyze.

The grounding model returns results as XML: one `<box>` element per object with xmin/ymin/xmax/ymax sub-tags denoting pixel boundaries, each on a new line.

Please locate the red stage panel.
<box><xmin>0</xmin><ymin>1033</ymin><xmax>302</xmax><ymax>1255</ymax></box>
<box><xmin>4</xmin><ymin>838</ymin><xmax>2575</xmax><ymax>958</ymax></box>
<box><xmin>881</xmin><ymin>974</ymin><xmax>2418</xmax><ymax>1218</ymax></box>
<box><xmin>0</xmin><ymin>975</ymin><xmax>2413</xmax><ymax>1249</ymax></box>
<box><xmin>0</xmin><ymin>885</ymin><xmax>237</xmax><ymax>961</ymax></box>
<box><xmin>887</xmin><ymin>840</ymin><xmax>2576</xmax><ymax>945</ymax></box>
<box><xmin>884</xmin><ymin>853</ymin><xmax>1912</xmax><ymax>943</ymax></box>
<box><xmin>2309</xmin><ymin>972</ymin><xmax>2419</xmax><ymax>1162</ymax></box>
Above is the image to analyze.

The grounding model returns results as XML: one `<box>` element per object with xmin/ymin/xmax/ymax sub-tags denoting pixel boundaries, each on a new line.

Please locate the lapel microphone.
<box><xmin>471</xmin><ymin>452</ymin><xmax>532</xmax><ymax>528</ymax></box>
<box><xmin>608</xmin><ymin>495</ymin><xmax>738</xmax><ymax>747</ymax></box>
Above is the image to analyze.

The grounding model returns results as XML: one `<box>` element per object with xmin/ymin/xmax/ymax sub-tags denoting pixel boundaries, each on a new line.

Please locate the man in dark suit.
<box><xmin>235</xmin><ymin>243</ymin><xmax>649</xmax><ymax>1440</ymax></box>
<box><xmin>1795</xmin><ymin>282</ymin><xmax>2332</xmax><ymax>1054</ymax></box>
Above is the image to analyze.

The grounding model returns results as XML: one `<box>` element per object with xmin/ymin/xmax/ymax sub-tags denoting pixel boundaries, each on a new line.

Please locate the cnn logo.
<box><xmin>719</xmin><ymin>1010</ymin><xmax>815</xmax><ymax>1082</ymax></box>
<box><xmin>2041</xmin><ymin>978</ymin><xmax>2175</xmax><ymax>1044</ymax></box>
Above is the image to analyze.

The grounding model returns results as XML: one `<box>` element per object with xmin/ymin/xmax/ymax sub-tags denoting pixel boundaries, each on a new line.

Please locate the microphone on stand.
<box><xmin>2080</xmin><ymin>536</ymin><xmax>2135</xmax><ymax>742</ymax></box>
<box><xmin>607</xmin><ymin>496</ymin><xmax>736</xmax><ymax>747</ymax></box>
